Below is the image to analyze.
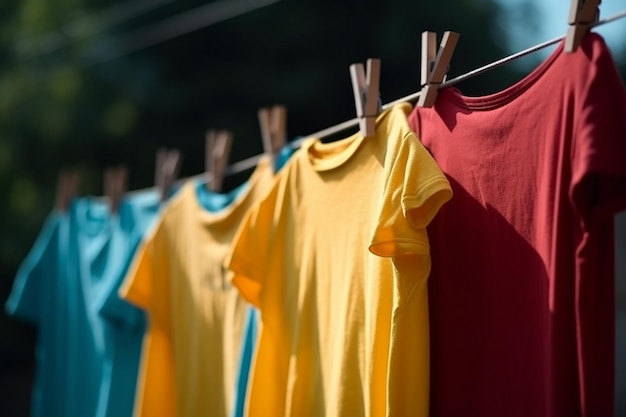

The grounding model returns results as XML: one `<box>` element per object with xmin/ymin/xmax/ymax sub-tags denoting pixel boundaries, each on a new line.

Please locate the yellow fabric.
<box><xmin>120</xmin><ymin>157</ymin><xmax>274</xmax><ymax>417</ymax></box>
<box><xmin>227</xmin><ymin>103</ymin><xmax>453</xmax><ymax>417</ymax></box>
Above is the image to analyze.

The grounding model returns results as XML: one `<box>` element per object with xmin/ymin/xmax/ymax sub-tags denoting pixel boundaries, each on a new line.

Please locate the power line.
<box><xmin>67</xmin><ymin>0</ymin><xmax>175</xmax><ymax>38</ymax></box>
<box><xmin>88</xmin><ymin>0</ymin><xmax>281</xmax><ymax>64</ymax></box>
<box><xmin>15</xmin><ymin>0</ymin><xmax>175</xmax><ymax>59</ymax></box>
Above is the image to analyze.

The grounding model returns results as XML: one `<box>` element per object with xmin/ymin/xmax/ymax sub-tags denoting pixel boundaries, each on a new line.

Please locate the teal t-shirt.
<box><xmin>5</xmin><ymin>189</ymin><xmax>162</xmax><ymax>417</ymax></box>
<box><xmin>95</xmin><ymin>190</ymin><xmax>162</xmax><ymax>417</ymax></box>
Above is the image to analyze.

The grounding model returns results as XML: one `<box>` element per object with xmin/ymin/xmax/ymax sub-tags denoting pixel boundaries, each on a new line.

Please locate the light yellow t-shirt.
<box><xmin>227</xmin><ymin>103</ymin><xmax>453</xmax><ymax>417</ymax></box>
<box><xmin>120</xmin><ymin>157</ymin><xmax>274</xmax><ymax>417</ymax></box>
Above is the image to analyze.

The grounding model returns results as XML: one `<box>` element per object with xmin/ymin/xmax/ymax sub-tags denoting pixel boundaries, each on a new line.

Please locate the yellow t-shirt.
<box><xmin>120</xmin><ymin>157</ymin><xmax>274</xmax><ymax>417</ymax></box>
<box><xmin>227</xmin><ymin>103</ymin><xmax>453</xmax><ymax>417</ymax></box>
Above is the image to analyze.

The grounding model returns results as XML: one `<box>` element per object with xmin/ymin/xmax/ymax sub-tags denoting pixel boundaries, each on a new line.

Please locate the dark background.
<box><xmin>1</xmin><ymin>1</ymin><xmax>625</xmax><ymax>416</ymax></box>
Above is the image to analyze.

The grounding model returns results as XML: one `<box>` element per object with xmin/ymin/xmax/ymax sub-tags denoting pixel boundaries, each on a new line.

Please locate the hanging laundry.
<box><xmin>230</xmin><ymin>140</ymin><xmax>298</xmax><ymax>417</ymax></box>
<box><xmin>408</xmin><ymin>33</ymin><xmax>626</xmax><ymax>417</ymax></box>
<box><xmin>226</xmin><ymin>103</ymin><xmax>452</xmax><ymax>417</ymax></box>
<box><xmin>5</xmin><ymin>189</ymin><xmax>163</xmax><ymax>417</ymax></box>
<box><xmin>119</xmin><ymin>156</ymin><xmax>276</xmax><ymax>417</ymax></box>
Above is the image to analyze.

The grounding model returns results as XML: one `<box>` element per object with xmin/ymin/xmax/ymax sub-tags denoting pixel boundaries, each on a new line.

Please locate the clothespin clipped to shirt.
<box><xmin>55</xmin><ymin>169</ymin><xmax>80</xmax><ymax>212</ymax></box>
<box><xmin>104</xmin><ymin>165</ymin><xmax>128</xmax><ymax>213</ymax></box>
<box><xmin>205</xmin><ymin>129</ymin><xmax>233</xmax><ymax>192</ymax></box>
<box><xmin>417</xmin><ymin>31</ymin><xmax>460</xmax><ymax>108</ymax></box>
<box><xmin>350</xmin><ymin>58</ymin><xmax>381</xmax><ymax>138</ymax></box>
<box><xmin>565</xmin><ymin>0</ymin><xmax>601</xmax><ymax>53</ymax></box>
<box><xmin>155</xmin><ymin>148</ymin><xmax>182</xmax><ymax>201</ymax></box>
<box><xmin>258</xmin><ymin>105</ymin><xmax>287</xmax><ymax>165</ymax></box>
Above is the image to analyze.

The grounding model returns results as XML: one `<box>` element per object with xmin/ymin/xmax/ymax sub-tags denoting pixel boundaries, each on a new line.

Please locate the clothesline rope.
<box><xmin>223</xmin><ymin>9</ymin><xmax>626</xmax><ymax>177</ymax></box>
<box><xmin>119</xmin><ymin>9</ymin><xmax>626</xmax><ymax>197</ymax></box>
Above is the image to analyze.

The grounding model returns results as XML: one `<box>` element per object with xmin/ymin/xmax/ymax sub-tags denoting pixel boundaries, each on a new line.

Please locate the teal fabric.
<box><xmin>5</xmin><ymin>190</ymin><xmax>162</xmax><ymax>417</ymax></box>
<box><xmin>195</xmin><ymin>178</ymin><xmax>250</xmax><ymax>212</ymax></box>
<box><xmin>231</xmin><ymin>308</ymin><xmax>259</xmax><ymax>417</ymax></box>
<box><xmin>5</xmin><ymin>143</ymin><xmax>299</xmax><ymax>417</ymax></box>
<box><xmin>196</xmin><ymin>139</ymin><xmax>300</xmax><ymax>213</ymax></box>
<box><xmin>274</xmin><ymin>139</ymin><xmax>299</xmax><ymax>172</ymax></box>
<box><xmin>94</xmin><ymin>190</ymin><xmax>161</xmax><ymax>417</ymax></box>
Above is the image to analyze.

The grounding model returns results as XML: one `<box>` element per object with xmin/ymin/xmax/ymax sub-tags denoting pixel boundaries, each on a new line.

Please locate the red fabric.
<box><xmin>409</xmin><ymin>33</ymin><xmax>626</xmax><ymax>417</ymax></box>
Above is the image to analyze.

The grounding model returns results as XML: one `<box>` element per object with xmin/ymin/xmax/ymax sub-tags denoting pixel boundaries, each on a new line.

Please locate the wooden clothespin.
<box><xmin>155</xmin><ymin>148</ymin><xmax>166</xmax><ymax>192</ymax></box>
<box><xmin>258</xmin><ymin>105</ymin><xmax>287</xmax><ymax>164</ymax></box>
<box><xmin>350</xmin><ymin>58</ymin><xmax>381</xmax><ymax>138</ymax></box>
<box><xmin>55</xmin><ymin>169</ymin><xmax>80</xmax><ymax>212</ymax></box>
<box><xmin>417</xmin><ymin>31</ymin><xmax>460</xmax><ymax>108</ymax></box>
<box><xmin>104</xmin><ymin>165</ymin><xmax>127</xmax><ymax>213</ymax></box>
<box><xmin>205</xmin><ymin>129</ymin><xmax>233</xmax><ymax>192</ymax></box>
<box><xmin>565</xmin><ymin>0</ymin><xmax>601</xmax><ymax>53</ymax></box>
<box><xmin>155</xmin><ymin>148</ymin><xmax>182</xmax><ymax>201</ymax></box>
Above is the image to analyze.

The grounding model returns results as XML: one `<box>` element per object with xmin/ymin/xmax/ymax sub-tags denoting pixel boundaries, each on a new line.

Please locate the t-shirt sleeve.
<box><xmin>369</xmin><ymin>130</ymin><xmax>453</xmax><ymax>257</ymax></box>
<box><xmin>119</xmin><ymin>219</ymin><xmax>171</xmax><ymax>330</ymax></box>
<box><xmin>97</xmin><ymin>237</ymin><xmax>146</xmax><ymax>329</ymax></box>
<box><xmin>5</xmin><ymin>213</ymin><xmax>62</xmax><ymax>324</ymax></box>
<box><xmin>570</xmin><ymin>34</ymin><xmax>626</xmax><ymax>224</ymax></box>
<box><xmin>226</xmin><ymin>181</ymin><xmax>281</xmax><ymax>308</ymax></box>
<box><xmin>99</xmin><ymin>207</ymin><xmax>161</xmax><ymax>329</ymax></box>
<box><xmin>567</xmin><ymin>34</ymin><xmax>626</xmax><ymax>417</ymax></box>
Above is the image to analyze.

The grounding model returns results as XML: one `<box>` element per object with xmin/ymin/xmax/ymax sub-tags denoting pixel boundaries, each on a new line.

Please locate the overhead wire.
<box><xmin>89</xmin><ymin>0</ymin><xmax>282</xmax><ymax>64</ymax></box>
<box><xmin>15</xmin><ymin>0</ymin><xmax>175</xmax><ymax>59</ymax></box>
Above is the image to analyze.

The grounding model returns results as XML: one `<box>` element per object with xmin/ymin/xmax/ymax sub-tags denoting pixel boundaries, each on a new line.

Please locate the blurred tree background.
<box><xmin>0</xmin><ymin>0</ymin><xmax>624</xmax><ymax>416</ymax></box>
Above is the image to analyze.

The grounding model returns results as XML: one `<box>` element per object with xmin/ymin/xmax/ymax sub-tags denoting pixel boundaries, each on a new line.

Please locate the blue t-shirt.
<box><xmin>5</xmin><ymin>190</ymin><xmax>162</xmax><ymax>417</ymax></box>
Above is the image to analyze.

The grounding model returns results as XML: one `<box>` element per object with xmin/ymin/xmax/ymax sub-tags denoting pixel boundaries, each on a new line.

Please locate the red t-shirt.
<box><xmin>409</xmin><ymin>33</ymin><xmax>626</xmax><ymax>417</ymax></box>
